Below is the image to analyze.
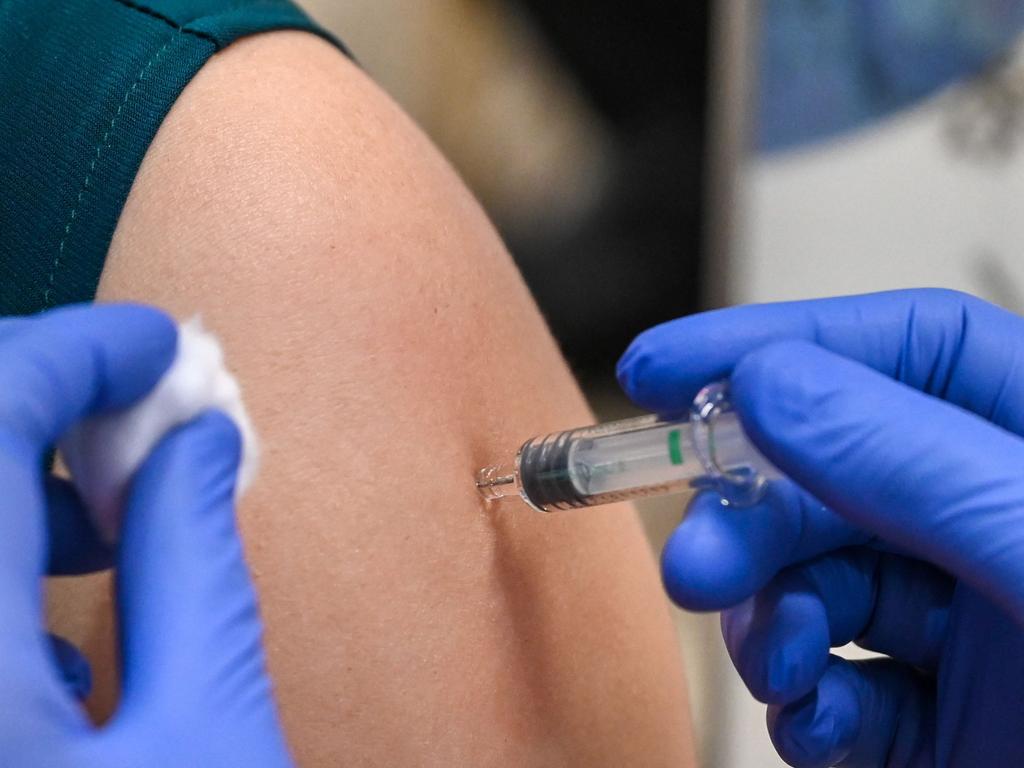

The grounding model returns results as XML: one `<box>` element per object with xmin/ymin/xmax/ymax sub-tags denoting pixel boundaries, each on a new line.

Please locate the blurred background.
<box><xmin>296</xmin><ymin>2</ymin><xmax>1024</xmax><ymax>764</ymax></box>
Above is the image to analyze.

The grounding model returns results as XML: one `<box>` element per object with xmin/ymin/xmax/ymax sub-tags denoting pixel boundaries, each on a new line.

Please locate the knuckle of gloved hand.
<box><xmin>914</xmin><ymin>287</ymin><xmax>976</xmax><ymax>319</ymax></box>
<box><xmin>768</xmin><ymin>700</ymin><xmax>844</xmax><ymax>768</ymax></box>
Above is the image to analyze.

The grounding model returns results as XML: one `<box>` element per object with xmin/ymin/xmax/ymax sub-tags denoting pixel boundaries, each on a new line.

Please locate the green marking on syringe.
<box><xmin>668</xmin><ymin>429</ymin><xmax>684</xmax><ymax>465</ymax></box>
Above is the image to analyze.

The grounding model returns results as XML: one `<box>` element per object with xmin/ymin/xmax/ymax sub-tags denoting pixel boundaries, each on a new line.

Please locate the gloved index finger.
<box><xmin>0</xmin><ymin>304</ymin><xmax>176</xmax><ymax>455</ymax></box>
<box><xmin>617</xmin><ymin>289</ymin><xmax>1024</xmax><ymax>433</ymax></box>
<box><xmin>732</xmin><ymin>340</ymin><xmax>1024</xmax><ymax>625</ymax></box>
<box><xmin>115</xmin><ymin>412</ymin><xmax>289</xmax><ymax>763</ymax></box>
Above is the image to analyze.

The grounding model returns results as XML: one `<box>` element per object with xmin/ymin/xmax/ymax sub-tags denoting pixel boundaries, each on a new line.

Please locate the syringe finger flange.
<box><xmin>690</xmin><ymin>381</ymin><xmax>772</xmax><ymax>507</ymax></box>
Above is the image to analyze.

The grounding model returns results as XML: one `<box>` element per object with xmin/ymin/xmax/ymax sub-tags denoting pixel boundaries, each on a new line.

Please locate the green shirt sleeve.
<box><xmin>0</xmin><ymin>0</ymin><xmax>348</xmax><ymax>316</ymax></box>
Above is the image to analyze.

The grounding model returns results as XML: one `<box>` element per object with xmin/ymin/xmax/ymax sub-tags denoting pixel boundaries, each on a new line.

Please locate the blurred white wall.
<box><xmin>728</xmin><ymin>35</ymin><xmax>1024</xmax><ymax>311</ymax></box>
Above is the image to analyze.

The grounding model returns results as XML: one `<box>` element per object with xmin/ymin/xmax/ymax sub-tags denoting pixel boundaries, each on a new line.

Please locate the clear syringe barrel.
<box><xmin>476</xmin><ymin>382</ymin><xmax>782</xmax><ymax>512</ymax></box>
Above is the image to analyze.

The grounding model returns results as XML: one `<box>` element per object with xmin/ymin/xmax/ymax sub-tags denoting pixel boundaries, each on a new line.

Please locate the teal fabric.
<box><xmin>0</xmin><ymin>0</ymin><xmax>347</xmax><ymax>316</ymax></box>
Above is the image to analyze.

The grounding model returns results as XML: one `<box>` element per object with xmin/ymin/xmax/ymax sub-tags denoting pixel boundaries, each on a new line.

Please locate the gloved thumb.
<box><xmin>113</xmin><ymin>411</ymin><xmax>281</xmax><ymax>734</ymax></box>
<box><xmin>731</xmin><ymin>340</ymin><xmax>1024</xmax><ymax>627</ymax></box>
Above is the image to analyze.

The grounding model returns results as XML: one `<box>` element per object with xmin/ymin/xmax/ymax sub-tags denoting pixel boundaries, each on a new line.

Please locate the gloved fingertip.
<box><xmin>103</xmin><ymin>303</ymin><xmax>179</xmax><ymax>360</ymax></box>
<box><xmin>723</xmin><ymin>602</ymin><xmax>812</xmax><ymax>705</ymax></box>
<box><xmin>123</xmin><ymin>409</ymin><xmax>243</xmax><ymax>558</ymax></box>
<box><xmin>615</xmin><ymin>331</ymin><xmax>692</xmax><ymax>413</ymax></box>
<box><xmin>661</xmin><ymin>507</ymin><xmax>754</xmax><ymax>611</ymax></box>
<box><xmin>768</xmin><ymin>694</ymin><xmax>844</xmax><ymax>768</ymax></box>
<box><xmin>188</xmin><ymin>410</ymin><xmax>244</xmax><ymax>474</ymax></box>
<box><xmin>72</xmin><ymin>304</ymin><xmax>180</xmax><ymax>411</ymax></box>
<box><xmin>152</xmin><ymin>410</ymin><xmax>242</xmax><ymax>494</ymax></box>
<box><xmin>769</xmin><ymin>661</ymin><xmax>861</xmax><ymax>768</ymax></box>
<box><xmin>615</xmin><ymin>338</ymin><xmax>657</xmax><ymax>407</ymax></box>
<box><xmin>662</xmin><ymin>492</ymin><xmax>787</xmax><ymax>611</ymax></box>
<box><xmin>615</xmin><ymin>343</ymin><xmax>641</xmax><ymax>390</ymax></box>
<box><xmin>723</xmin><ymin>597</ymin><xmax>830</xmax><ymax>705</ymax></box>
<box><xmin>764</xmin><ymin>641</ymin><xmax>825</xmax><ymax>705</ymax></box>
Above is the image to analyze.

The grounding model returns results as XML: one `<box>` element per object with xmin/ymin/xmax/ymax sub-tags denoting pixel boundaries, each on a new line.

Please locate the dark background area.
<box><xmin>504</xmin><ymin>1</ymin><xmax>711</xmax><ymax>380</ymax></box>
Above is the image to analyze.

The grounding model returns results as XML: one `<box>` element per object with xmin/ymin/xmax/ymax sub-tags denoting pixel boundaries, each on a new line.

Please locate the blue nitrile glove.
<box><xmin>617</xmin><ymin>289</ymin><xmax>1024</xmax><ymax>767</ymax></box>
<box><xmin>0</xmin><ymin>304</ymin><xmax>292</xmax><ymax>767</ymax></box>
<box><xmin>760</xmin><ymin>0</ymin><xmax>1024</xmax><ymax>151</ymax></box>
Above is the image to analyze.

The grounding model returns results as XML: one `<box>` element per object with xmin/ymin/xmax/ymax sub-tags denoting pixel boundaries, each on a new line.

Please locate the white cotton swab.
<box><xmin>59</xmin><ymin>317</ymin><xmax>259</xmax><ymax>544</ymax></box>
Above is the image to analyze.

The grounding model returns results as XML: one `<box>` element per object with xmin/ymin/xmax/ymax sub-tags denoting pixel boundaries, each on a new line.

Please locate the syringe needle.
<box><xmin>476</xmin><ymin>463</ymin><xmax>518</xmax><ymax>502</ymax></box>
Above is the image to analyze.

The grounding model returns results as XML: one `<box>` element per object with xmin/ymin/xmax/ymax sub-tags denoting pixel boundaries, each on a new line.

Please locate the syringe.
<box><xmin>476</xmin><ymin>382</ymin><xmax>782</xmax><ymax>512</ymax></box>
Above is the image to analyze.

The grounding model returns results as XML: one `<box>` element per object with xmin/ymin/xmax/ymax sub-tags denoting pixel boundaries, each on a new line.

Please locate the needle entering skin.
<box><xmin>476</xmin><ymin>464</ymin><xmax>517</xmax><ymax>502</ymax></box>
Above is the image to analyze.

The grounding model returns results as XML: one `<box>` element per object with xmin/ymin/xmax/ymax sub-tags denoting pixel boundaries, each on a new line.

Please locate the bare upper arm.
<box><xmin>49</xmin><ymin>31</ymin><xmax>694</xmax><ymax>766</ymax></box>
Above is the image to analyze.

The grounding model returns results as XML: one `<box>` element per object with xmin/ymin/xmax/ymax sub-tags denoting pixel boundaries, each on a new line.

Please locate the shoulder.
<box><xmin>104</xmin><ymin>30</ymin><xmax>493</xmax><ymax>295</ymax></box>
<box><xmin>100</xmin><ymin>28</ymin><xmax>541</xmax><ymax>390</ymax></box>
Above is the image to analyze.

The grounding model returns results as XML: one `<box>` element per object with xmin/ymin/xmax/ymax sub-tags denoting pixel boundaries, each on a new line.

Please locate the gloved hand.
<box><xmin>0</xmin><ymin>304</ymin><xmax>291</xmax><ymax>767</ymax></box>
<box><xmin>617</xmin><ymin>289</ymin><xmax>1024</xmax><ymax>767</ymax></box>
<box><xmin>760</xmin><ymin>0</ymin><xmax>1024</xmax><ymax>150</ymax></box>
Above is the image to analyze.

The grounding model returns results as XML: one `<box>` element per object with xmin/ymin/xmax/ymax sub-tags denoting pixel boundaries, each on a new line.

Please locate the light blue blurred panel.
<box><xmin>758</xmin><ymin>0</ymin><xmax>1024</xmax><ymax>151</ymax></box>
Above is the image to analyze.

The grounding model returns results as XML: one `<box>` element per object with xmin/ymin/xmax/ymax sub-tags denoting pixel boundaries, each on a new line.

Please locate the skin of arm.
<box><xmin>46</xmin><ymin>32</ymin><xmax>695</xmax><ymax>767</ymax></box>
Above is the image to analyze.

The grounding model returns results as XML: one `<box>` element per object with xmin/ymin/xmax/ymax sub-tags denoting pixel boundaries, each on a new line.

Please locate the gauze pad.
<box><xmin>60</xmin><ymin>317</ymin><xmax>259</xmax><ymax>543</ymax></box>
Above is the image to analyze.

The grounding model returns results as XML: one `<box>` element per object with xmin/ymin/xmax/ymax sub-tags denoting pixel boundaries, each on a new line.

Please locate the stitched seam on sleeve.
<box><xmin>110</xmin><ymin>0</ymin><xmax>220</xmax><ymax>47</ymax></box>
<box><xmin>47</xmin><ymin>29</ymin><xmax>183</xmax><ymax>306</ymax></box>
